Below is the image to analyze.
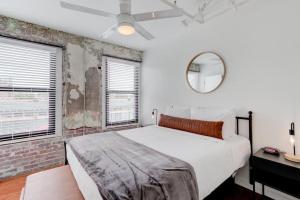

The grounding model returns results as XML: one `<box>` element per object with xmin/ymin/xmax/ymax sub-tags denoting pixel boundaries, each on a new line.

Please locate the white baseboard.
<box><xmin>235</xmin><ymin>176</ymin><xmax>299</xmax><ymax>200</ymax></box>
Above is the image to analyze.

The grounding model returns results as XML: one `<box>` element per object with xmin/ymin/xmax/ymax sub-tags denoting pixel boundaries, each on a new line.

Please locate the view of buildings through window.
<box><xmin>0</xmin><ymin>91</ymin><xmax>49</xmax><ymax>136</ymax></box>
<box><xmin>0</xmin><ymin>38</ymin><xmax>58</xmax><ymax>140</ymax></box>
<box><xmin>108</xmin><ymin>93</ymin><xmax>136</xmax><ymax>124</ymax></box>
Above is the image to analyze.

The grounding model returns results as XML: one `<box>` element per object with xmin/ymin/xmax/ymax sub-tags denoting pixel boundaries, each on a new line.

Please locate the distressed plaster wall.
<box><xmin>0</xmin><ymin>16</ymin><xmax>143</xmax><ymax>178</ymax></box>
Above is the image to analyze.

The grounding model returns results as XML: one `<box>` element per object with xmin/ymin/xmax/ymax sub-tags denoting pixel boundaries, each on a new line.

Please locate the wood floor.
<box><xmin>0</xmin><ymin>173</ymin><xmax>271</xmax><ymax>200</ymax></box>
<box><xmin>0</xmin><ymin>174</ymin><xmax>26</xmax><ymax>200</ymax></box>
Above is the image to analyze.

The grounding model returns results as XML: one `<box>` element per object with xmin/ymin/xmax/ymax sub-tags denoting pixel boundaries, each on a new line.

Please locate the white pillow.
<box><xmin>191</xmin><ymin>107</ymin><xmax>236</xmax><ymax>139</ymax></box>
<box><xmin>164</xmin><ymin>105</ymin><xmax>191</xmax><ymax>119</ymax></box>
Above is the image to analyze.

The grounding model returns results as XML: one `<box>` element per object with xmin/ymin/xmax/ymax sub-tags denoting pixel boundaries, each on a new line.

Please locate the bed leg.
<box><xmin>64</xmin><ymin>141</ymin><xmax>68</xmax><ymax>165</ymax></box>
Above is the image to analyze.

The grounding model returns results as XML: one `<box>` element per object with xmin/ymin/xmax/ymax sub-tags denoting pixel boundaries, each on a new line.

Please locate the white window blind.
<box><xmin>0</xmin><ymin>37</ymin><xmax>62</xmax><ymax>142</ymax></box>
<box><xmin>104</xmin><ymin>56</ymin><xmax>140</xmax><ymax>127</ymax></box>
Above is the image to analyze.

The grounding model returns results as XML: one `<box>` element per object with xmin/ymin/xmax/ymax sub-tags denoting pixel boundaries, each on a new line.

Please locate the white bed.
<box><xmin>67</xmin><ymin>125</ymin><xmax>250</xmax><ymax>200</ymax></box>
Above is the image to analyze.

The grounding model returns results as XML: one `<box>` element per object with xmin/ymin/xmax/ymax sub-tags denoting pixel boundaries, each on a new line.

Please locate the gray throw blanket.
<box><xmin>68</xmin><ymin>132</ymin><xmax>199</xmax><ymax>200</ymax></box>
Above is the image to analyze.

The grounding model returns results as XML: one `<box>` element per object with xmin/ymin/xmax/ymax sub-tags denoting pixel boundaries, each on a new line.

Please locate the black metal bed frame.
<box><xmin>236</xmin><ymin>111</ymin><xmax>253</xmax><ymax>157</ymax></box>
<box><xmin>207</xmin><ymin>111</ymin><xmax>254</xmax><ymax>199</ymax></box>
<box><xmin>236</xmin><ymin>111</ymin><xmax>254</xmax><ymax>185</ymax></box>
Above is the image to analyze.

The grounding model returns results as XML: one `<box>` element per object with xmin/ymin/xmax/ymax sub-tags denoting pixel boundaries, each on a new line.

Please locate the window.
<box><xmin>0</xmin><ymin>37</ymin><xmax>62</xmax><ymax>142</ymax></box>
<box><xmin>103</xmin><ymin>56</ymin><xmax>140</xmax><ymax>128</ymax></box>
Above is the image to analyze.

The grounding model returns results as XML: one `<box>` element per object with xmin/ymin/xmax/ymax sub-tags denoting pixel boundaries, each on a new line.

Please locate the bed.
<box><xmin>66</xmin><ymin>112</ymin><xmax>252</xmax><ymax>200</ymax></box>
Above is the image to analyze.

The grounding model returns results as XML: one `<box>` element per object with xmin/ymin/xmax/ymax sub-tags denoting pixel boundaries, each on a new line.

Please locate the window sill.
<box><xmin>0</xmin><ymin>134</ymin><xmax>63</xmax><ymax>146</ymax></box>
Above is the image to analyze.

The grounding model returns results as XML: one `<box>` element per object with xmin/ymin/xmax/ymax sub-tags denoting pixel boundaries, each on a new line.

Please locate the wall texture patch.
<box><xmin>0</xmin><ymin>15</ymin><xmax>143</xmax><ymax>179</ymax></box>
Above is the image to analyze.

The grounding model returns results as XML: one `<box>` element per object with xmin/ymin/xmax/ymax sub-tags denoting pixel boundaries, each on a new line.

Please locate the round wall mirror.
<box><xmin>186</xmin><ymin>52</ymin><xmax>225</xmax><ymax>93</ymax></box>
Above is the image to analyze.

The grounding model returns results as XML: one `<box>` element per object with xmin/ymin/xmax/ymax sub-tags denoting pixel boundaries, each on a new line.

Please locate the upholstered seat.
<box><xmin>21</xmin><ymin>165</ymin><xmax>84</xmax><ymax>200</ymax></box>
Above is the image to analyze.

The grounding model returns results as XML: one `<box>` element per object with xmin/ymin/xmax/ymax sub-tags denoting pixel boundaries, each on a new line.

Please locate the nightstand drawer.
<box><xmin>253</xmin><ymin>149</ymin><xmax>300</xmax><ymax>199</ymax></box>
<box><xmin>254</xmin><ymin>168</ymin><xmax>300</xmax><ymax>198</ymax></box>
<box><xmin>253</xmin><ymin>156</ymin><xmax>300</xmax><ymax>182</ymax></box>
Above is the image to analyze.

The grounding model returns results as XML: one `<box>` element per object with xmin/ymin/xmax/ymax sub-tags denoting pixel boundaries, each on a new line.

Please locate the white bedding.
<box><xmin>67</xmin><ymin>125</ymin><xmax>250</xmax><ymax>200</ymax></box>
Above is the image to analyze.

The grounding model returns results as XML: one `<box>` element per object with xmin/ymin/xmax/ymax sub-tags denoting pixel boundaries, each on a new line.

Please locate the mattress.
<box><xmin>67</xmin><ymin>125</ymin><xmax>250</xmax><ymax>200</ymax></box>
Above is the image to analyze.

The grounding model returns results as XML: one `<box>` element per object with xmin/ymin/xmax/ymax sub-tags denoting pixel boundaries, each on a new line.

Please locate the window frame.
<box><xmin>0</xmin><ymin>37</ymin><xmax>62</xmax><ymax>144</ymax></box>
<box><xmin>102</xmin><ymin>56</ymin><xmax>141</xmax><ymax>130</ymax></box>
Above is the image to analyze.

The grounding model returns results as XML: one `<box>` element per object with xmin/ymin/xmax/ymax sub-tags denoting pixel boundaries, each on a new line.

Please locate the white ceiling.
<box><xmin>0</xmin><ymin>0</ymin><xmax>249</xmax><ymax>50</ymax></box>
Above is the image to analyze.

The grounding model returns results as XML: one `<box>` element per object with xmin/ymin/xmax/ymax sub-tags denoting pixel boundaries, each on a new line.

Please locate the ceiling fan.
<box><xmin>60</xmin><ymin>0</ymin><xmax>183</xmax><ymax>40</ymax></box>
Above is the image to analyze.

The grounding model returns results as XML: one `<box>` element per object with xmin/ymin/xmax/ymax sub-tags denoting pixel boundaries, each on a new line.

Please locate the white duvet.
<box><xmin>67</xmin><ymin>125</ymin><xmax>250</xmax><ymax>200</ymax></box>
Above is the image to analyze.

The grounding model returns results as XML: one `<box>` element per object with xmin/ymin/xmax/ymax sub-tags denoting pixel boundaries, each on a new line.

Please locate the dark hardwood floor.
<box><xmin>0</xmin><ymin>171</ymin><xmax>271</xmax><ymax>200</ymax></box>
<box><xmin>205</xmin><ymin>184</ymin><xmax>272</xmax><ymax>200</ymax></box>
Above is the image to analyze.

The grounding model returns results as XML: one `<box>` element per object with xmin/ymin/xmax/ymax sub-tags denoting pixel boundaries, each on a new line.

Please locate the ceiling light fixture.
<box><xmin>117</xmin><ymin>22</ymin><xmax>135</xmax><ymax>35</ymax></box>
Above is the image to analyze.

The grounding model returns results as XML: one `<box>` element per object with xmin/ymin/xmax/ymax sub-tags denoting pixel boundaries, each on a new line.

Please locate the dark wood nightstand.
<box><xmin>253</xmin><ymin>149</ymin><xmax>300</xmax><ymax>198</ymax></box>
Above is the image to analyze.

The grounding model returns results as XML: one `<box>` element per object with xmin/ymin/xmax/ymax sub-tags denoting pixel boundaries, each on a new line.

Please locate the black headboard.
<box><xmin>236</xmin><ymin>111</ymin><xmax>253</xmax><ymax>184</ymax></box>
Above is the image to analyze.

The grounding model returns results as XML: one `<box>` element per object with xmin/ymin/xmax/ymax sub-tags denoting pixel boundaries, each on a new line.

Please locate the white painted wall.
<box><xmin>141</xmin><ymin>0</ymin><xmax>300</xmax><ymax>199</ymax></box>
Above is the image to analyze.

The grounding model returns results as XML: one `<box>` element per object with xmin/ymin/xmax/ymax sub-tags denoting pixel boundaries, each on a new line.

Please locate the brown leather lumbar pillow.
<box><xmin>159</xmin><ymin>114</ymin><xmax>224</xmax><ymax>139</ymax></box>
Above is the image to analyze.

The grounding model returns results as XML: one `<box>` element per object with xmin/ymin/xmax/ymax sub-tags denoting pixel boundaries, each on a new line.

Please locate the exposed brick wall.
<box><xmin>0</xmin><ymin>137</ymin><xmax>64</xmax><ymax>178</ymax></box>
<box><xmin>0</xmin><ymin>126</ymin><xmax>106</xmax><ymax>179</ymax></box>
<box><xmin>64</xmin><ymin>127</ymin><xmax>102</xmax><ymax>139</ymax></box>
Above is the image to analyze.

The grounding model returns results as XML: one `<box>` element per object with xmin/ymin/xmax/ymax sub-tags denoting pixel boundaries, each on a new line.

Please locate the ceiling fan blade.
<box><xmin>120</xmin><ymin>0</ymin><xmax>131</xmax><ymax>14</ymax></box>
<box><xmin>134</xmin><ymin>23</ymin><xmax>154</xmax><ymax>40</ymax></box>
<box><xmin>100</xmin><ymin>25</ymin><xmax>117</xmax><ymax>39</ymax></box>
<box><xmin>133</xmin><ymin>9</ymin><xmax>182</xmax><ymax>22</ymax></box>
<box><xmin>60</xmin><ymin>1</ymin><xmax>115</xmax><ymax>18</ymax></box>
